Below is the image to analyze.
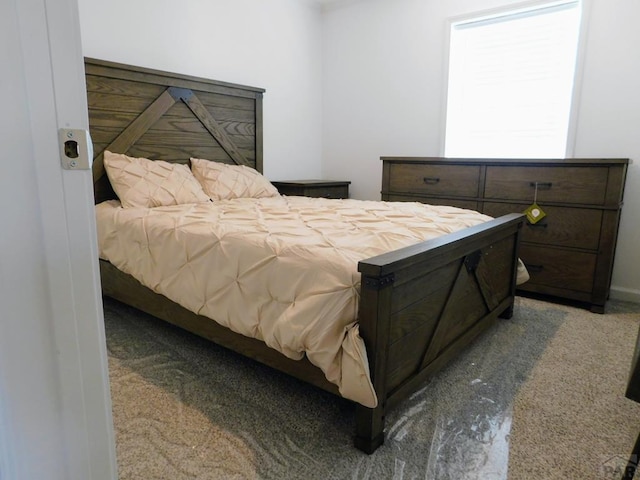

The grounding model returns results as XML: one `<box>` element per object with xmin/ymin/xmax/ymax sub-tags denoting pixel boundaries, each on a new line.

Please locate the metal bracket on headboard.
<box><xmin>168</xmin><ymin>87</ymin><xmax>194</xmax><ymax>102</ymax></box>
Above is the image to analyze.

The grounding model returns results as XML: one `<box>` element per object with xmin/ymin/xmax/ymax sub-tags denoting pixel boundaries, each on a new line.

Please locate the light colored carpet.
<box><xmin>103</xmin><ymin>296</ymin><xmax>640</xmax><ymax>479</ymax></box>
<box><xmin>508</xmin><ymin>299</ymin><xmax>640</xmax><ymax>480</ymax></box>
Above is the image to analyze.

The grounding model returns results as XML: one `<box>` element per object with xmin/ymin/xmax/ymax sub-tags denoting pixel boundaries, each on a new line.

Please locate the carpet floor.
<box><xmin>103</xmin><ymin>296</ymin><xmax>640</xmax><ymax>479</ymax></box>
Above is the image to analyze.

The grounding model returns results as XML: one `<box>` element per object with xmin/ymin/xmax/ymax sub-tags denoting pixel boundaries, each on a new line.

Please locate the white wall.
<box><xmin>571</xmin><ymin>0</ymin><xmax>640</xmax><ymax>302</ymax></box>
<box><xmin>77</xmin><ymin>0</ymin><xmax>324</xmax><ymax>182</ymax></box>
<box><xmin>322</xmin><ymin>0</ymin><xmax>640</xmax><ymax>301</ymax></box>
<box><xmin>76</xmin><ymin>0</ymin><xmax>640</xmax><ymax>299</ymax></box>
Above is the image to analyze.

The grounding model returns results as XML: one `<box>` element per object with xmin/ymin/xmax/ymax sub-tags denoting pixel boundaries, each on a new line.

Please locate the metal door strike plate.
<box><xmin>59</xmin><ymin>128</ymin><xmax>93</xmax><ymax>170</ymax></box>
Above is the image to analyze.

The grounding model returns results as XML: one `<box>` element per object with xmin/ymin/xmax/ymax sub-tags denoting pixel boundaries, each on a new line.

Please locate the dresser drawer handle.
<box><xmin>525</xmin><ymin>264</ymin><xmax>545</xmax><ymax>273</ymax></box>
<box><xmin>529</xmin><ymin>182</ymin><xmax>552</xmax><ymax>188</ymax></box>
<box><xmin>423</xmin><ymin>177</ymin><xmax>440</xmax><ymax>185</ymax></box>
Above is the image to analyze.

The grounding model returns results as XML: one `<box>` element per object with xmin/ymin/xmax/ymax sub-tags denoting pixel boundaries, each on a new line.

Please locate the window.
<box><xmin>444</xmin><ymin>1</ymin><xmax>582</xmax><ymax>158</ymax></box>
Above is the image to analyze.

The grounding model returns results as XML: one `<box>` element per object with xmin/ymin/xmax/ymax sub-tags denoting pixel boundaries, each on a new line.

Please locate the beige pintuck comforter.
<box><xmin>96</xmin><ymin>196</ymin><xmax>503</xmax><ymax>408</ymax></box>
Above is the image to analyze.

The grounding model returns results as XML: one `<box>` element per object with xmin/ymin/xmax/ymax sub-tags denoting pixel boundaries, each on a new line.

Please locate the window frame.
<box><xmin>440</xmin><ymin>0</ymin><xmax>592</xmax><ymax>159</ymax></box>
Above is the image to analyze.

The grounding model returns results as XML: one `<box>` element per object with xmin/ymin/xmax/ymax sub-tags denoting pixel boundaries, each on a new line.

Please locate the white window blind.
<box><xmin>444</xmin><ymin>1</ymin><xmax>582</xmax><ymax>158</ymax></box>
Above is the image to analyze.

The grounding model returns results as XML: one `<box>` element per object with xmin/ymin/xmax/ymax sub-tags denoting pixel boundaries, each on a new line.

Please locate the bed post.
<box><xmin>499</xmin><ymin>218</ymin><xmax>524</xmax><ymax>320</ymax></box>
<box><xmin>354</xmin><ymin>271</ymin><xmax>394</xmax><ymax>453</ymax></box>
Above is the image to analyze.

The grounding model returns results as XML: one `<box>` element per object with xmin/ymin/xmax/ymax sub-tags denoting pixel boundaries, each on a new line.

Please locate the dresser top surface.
<box><xmin>271</xmin><ymin>180</ymin><xmax>351</xmax><ymax>187</ymax></box>
<box><xmin>381</xmin><ymin>157</ymin><xmax>629</xmax><ymax>166</ymax></box>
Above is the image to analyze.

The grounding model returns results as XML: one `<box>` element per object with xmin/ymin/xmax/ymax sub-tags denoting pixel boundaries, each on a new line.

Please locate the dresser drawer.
<box><xmin>484</xmin><ymin>166</ymin><xmax>609</xmax><ymax>205</ymax></box>
<box><xmin>388</xmin><ymin>164</ymin><xmax>480</xmax><ymax>198</ymax></box>
<box><xmin>483</xmin><ymin>202</ymin><xmax>602</xmax><ymax>250</ymax></box>
<box><xmin>519</xmin><ymin>245</ymin><xmax>597</xmax><ymax>293</ymax></box>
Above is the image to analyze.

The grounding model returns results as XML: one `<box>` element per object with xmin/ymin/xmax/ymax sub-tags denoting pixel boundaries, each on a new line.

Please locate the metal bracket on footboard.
<box><xmin>362</xmin><ymin>273</ymin><xmax>395</xmax><ymax>290</ymax></box>
<box><xmin>464</xmin><ymin>250</ymin><xmax>482</xmax><ymax>273</ymax></box>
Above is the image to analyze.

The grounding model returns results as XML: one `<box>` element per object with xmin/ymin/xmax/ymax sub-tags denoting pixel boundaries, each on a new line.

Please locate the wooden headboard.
<box><xmin>85</xmin><ymin>58</ymin><xmax>265</xmax><ymax>204</ymax></box>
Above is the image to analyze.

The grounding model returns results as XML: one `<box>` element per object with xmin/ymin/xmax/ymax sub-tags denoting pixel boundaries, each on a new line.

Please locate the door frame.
<box><xmin>9</xmin><ymin>0</ymin><xmax>117</xmax><ymax>477</ymax></box>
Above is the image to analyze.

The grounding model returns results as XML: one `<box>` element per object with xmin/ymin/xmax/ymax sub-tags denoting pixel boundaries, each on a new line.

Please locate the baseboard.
<box><xmin>610</xmin><ymin>286</ymin><xmax>640</xmax><ymax>305</ymax></box>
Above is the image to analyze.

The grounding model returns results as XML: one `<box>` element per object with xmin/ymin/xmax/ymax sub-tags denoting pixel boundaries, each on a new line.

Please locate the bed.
<box><xmin>87</xmin><ymin>57</ymin><xmax>526</xmax><ymax>453</ymax></box>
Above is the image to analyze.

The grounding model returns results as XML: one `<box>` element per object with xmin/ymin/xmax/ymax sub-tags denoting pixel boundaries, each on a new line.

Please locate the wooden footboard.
<box><xmin>100</xmin><ymin>212</ymin><xmax>524</xmax><ymax>454</ymax></box>
<box><xmin>354</xmin><ymin>212</ymin><xmax>524</xmax><ymax>452</ymax></box>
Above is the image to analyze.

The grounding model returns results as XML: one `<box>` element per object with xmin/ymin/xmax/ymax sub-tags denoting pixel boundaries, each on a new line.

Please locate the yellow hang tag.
<box><xmin>524</xmin><ymin>203</ymin><xmax>546</xmax><ymax>224</ymax></box>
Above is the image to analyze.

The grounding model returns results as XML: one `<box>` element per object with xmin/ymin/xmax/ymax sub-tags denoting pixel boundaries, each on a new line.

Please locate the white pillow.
<box><xmin>190</xmin><ymin>158</ymin><xmax>280</xmax><ymax>200</ymax></box>
<box><xmin>103</xmin><ymin>151</ymin><xmax>210</xmax><ymax>208</ymax></box>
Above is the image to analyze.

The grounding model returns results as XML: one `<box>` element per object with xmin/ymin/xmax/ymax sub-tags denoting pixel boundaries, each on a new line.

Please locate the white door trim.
<box><xmin>15</xmin><ymin>0</ymin><xmax>117</xmax><ymax>477</ymax></box>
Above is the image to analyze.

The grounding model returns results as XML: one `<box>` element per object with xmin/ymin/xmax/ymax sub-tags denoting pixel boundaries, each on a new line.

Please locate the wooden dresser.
<box><xmin>381</xmin><ymin>157</ymin><xmax>628</xmax><ymax>313</ymax></box>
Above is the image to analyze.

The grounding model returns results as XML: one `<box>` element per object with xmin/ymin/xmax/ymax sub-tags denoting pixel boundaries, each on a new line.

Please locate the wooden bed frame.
<box><xmin>87</xmin><ymin>57</ymin><xmax>525</xmax><ymax>453</ymax></box>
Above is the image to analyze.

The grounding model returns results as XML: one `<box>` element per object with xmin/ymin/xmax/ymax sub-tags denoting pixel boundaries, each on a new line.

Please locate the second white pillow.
<box><xmin>190</xmin><ymin>158</ymin><xmax>280</xmax><ymax>200</ymax></box>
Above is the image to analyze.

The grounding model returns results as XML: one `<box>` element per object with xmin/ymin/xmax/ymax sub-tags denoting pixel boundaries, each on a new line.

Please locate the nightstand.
<box><xmin>271</xmin><ymin>180</ymin><xmax>350</xmax><ymax>199</ymax></box>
